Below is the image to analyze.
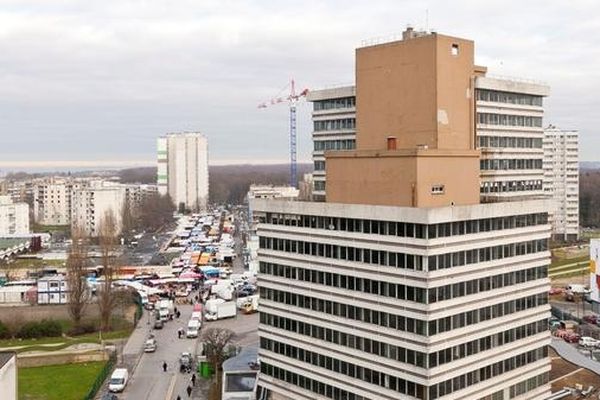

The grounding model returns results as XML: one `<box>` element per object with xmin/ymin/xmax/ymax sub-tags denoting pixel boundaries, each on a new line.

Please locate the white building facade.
<box><xmin>71</xmin><ymin>184</ymin><xmax>125</xmax><ymax>236</ymax></box>
<box><xmin>0</xmin><ymin>352</ymin><xmax>17</xmax><ymax>400</ymax></box>
<box><xmin>37</xmin><ymin>275</ymin><xmax>69</xmax><ymax>305</ymax></box>
<box><xmin>0</xmin><ymin>196</ymin><xmax>30</xmax><ymax>236</ymax></box>
<box><xmin>543</xmin><ymin>127</ymin><xmax>579</xmax><ymax>241</ymax></box>
<box><xmin>33</xmin><ymin>179</ymin><xmax>84</xmax><ymax>226</ymax></box>
<box><xmin>253</xmin><ymin>199</ymin><xmax>551</xmax><ymax>400</ymax></box>
<box><xmin>157</xmin><ymin>132</ymin><xmax>209</xmax><ymax>212</ymax></box>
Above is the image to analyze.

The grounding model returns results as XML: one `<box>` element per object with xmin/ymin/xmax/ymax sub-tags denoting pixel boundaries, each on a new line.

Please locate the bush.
<box><xmin>0</xmin><ymin>320</ymin><xmax>11</xmax><ymax>339</ymax></box>
<box><xmin>68</xmin><ymin>322</ymin><xmax>96</xmax><ymax>336</ymax></box>
<box><xmin>17</xmin><ymin>320</ymin><xmax>62</xmax><ymax>339</ymax></box>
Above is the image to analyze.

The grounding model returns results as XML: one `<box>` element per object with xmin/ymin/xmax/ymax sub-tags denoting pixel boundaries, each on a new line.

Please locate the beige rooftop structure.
<box><xmin>326</xmin><ymin>29</ymin><xmax>482</xmax><ymax>207</ymax></box>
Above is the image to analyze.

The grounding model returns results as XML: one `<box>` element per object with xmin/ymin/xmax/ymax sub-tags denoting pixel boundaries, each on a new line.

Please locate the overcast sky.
<box><xmin>0</xmin><ymin>0</ymin><xmax>599</xmax><ymax>167</ymax></box>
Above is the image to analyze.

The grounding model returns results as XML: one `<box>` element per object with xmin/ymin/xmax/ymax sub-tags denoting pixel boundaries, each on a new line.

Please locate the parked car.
<box><xmin>179</xmin><ymin>352</ymin><xmax>193</xmax><ymax>373</ymax></box>
<box><xmin>549</xmin><ymin>287</ymin><xmax>565</xmax><ymax>295</ymax></box>
<box><xmin>108</xmin><ymin>368</ymin><xmax>129</xmax><ymax>392</ymax></box>
<box><xmin>579</xmin><ymin>336</ymin><xmax>600</xmax><ymax>348</ymax></box>
<box><xmin>236</xmin><ymin>287</ymin><xmax>255</xmax><ymax>298</ymax></box>
<box><xmin>153</xmin><ymin>319</ymin><xmax>164</xmax><ymax>330</ymax></box>
<box><xmin>101</xmin><ymin>393</ymin><xmax>118</xmax><ymax>400</ymax></box>
<box><xmin>583</xmin><ymin>315</ymin><xmax>599</xmax><ymax>325</ymax></box>
<box><xmin>564</xmin><ymin>333</ymin><xmax>581</xmax><ymax>343</ymax></box>
<box><xmin>144</xmin><ymin>338</ymin><xmax>157</xmax><ymax>353</ymax></box>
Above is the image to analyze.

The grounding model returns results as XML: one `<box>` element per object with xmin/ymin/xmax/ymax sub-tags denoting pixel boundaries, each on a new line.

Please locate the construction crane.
<box><xmin>258</xmin><ymin>79</ymin><xmax>309</xmax><ymax>188</ymax></box>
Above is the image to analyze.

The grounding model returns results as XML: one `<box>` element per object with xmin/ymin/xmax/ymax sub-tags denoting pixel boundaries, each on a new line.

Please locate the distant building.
<box><xmin>0</xmin><ymin>352</ymin><xmax>17</xmax><ymax>400</ymax></box>
<box><xmin>543</xmin><ymin>126</ymin><xmax>579</xmax><ymax>241</ymax></box>
<box><xmin>0</xmin><ymin>284</ymin><xmax>36</xmax><ymax>305</ymax></box>
<box><xmin>247</xmin><ymin>185</ymin><xmax>299</xmax><ymax>201</ymax></box>
<box><xmin>157</xmin><ymin>132</ymin><xmax>209</xmax><ymax>212</ymax></box>
<box><xmin>0</xmin><ymin>196</ymin><xmax>29</xmax><ymax>236</ymax></box>
<box><xmin>37</xmin><ymin>275</ymin><xmax>69</xmax><ymax>305</ymax></box>
<box><xmin>71</xmin><ymin>183</ymin><xmax>125</xmax><ymax>236</ymax></box>
<box><xmin>33</xmin><ymin>179</ymin><xmax>84</xmax><ymax>226</ymax></box>
<box><xmin>124</xmin><ymin>184</ymin><xmax>159</xmax><ymax>209</ymax></box>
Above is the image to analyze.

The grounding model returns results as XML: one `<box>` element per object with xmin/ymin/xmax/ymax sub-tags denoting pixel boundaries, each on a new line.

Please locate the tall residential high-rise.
<box><xmin>71</xmin><ymin>183</ymin><xmax>125</xmax><ymax>236</ymax></box>
<box><xmin>543</xmin><ymin>126</ymin><xmax>579</xmax><ymax>241</ymax></box>
<box><xmin>33</xmin><ymin>178</ymin><xmax>84</xmax><ymax>226</ymax></box>
<box><xmin>157</xmin><ymin>132</ymin><xmax>209</xmax><ymax>212</ymax></box>
<box><xmin>254</xmin><ymin>28</ymin><xmax>551</xmax><ymax>400</ymax></box>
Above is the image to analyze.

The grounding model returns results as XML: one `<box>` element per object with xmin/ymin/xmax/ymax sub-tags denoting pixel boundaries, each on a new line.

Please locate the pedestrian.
<box><xmin>177</xmin><ymin>329</ymin><xmax>181</xmax><ymax>339</ymax></box>
<box><xmin>186</xmin><ymin>385</ymin><xmax>192</xmax><ymax>397</ymax></box>
<box><xmin>191</xmin><ymin>373</ymin><xmax>196</xmax><ymax>386</ymax></box>
<box><xmin>174</xmin><ymin>306</ymin><xmax>178</xmax><ymax>314</ymax></box>
<box><xmin>177</xmin><ymin>396</ymin><xmax>181</xmax><ymax>400</ymax></box>
<box><xmin>162</xmin><ymin>361</ymin><xmax>167</xmax><ymax>372</ymax></box>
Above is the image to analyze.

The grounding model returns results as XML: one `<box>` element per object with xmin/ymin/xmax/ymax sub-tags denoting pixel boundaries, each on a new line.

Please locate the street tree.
<box><xmin>66</xmin><ymin>225</ymin><xmax>90</xmax><ymax>328</ymax></box>
<box><xmin>98</xmin><ymin>210</ymin><xmax>119</xmax><ymax>331</ymax></box>
<box><xmin>202</xmin><ymin>327</ymin><xmax>234</xmax><ymax>393</ymax></box>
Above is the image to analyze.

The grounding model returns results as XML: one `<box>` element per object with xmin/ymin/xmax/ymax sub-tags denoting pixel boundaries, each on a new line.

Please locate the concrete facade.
<box><xmin>157</xmin><ymin>132</ymin><xmax>209</xmax><ymax>212</ymax></box>
<box><xmin>0</xmin><ymin>352</ymin><xmax>17</xmax><ymax>400</ymax></box>
<box><xmin>71</xmin><ymin>183</ymin><xmax>125</xmax><ymax>236</ymax></box>
<box><xmin>0</xmin><ymin>196</ymin><xmax>29</xmax><ymax>236</ymax></box>
<box><xmin>258</xmin><ymin>28</ymin><xmax>551</xmax><ymax>400</ymax></box>
<box><xmin>33</xmin><ymin>179</ymin><xmax>84</xmax><ymax>226</ymax></box>
<box><xmin>543</xmin><ymin>127</ymin><xmax>579</xmax><ymax>241</ymax></box>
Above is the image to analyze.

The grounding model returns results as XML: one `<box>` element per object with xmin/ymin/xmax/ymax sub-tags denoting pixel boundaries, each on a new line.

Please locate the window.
<box><xmin>451</xmin><ymin>43</ymin><xmax>459</xmax><ymax>56</ymax></box>
<box><xmin>431</xmin><ymin>184</ymin><xmax>445</xmax><ymax>195</ymax></box>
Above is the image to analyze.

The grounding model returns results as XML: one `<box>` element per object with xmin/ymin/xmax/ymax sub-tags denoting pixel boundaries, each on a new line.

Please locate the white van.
<box><xmin>190</xmin><ymin>311</ymin><xmax>202</xmax><ymax>321</ymax></box>
<box><xmin>579</xmin><ymin>336</ymin><xmax>600</xmax><ymax>348</ymax></box>
<box><xmin>566</xmin><ymin>284</ymin><xmax>590</xmax><ymax>294</ymax></box>
<box><xmin>186</xmin><ymin>319</ymin><xmax>201</xmax><ymax>338</ymax></box>
<box><xmin>108</xmin><ymin>368</ymin><xmax>129</xmax><ymax>392</ymax></box>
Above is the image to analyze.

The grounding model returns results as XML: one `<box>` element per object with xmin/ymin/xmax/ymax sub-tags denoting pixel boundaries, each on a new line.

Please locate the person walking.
<box><xmin>186</xmin><ymin>385</ymin><xmax>192</xmax><ymax>397</ymax></box>
<box><xmin>162</xmin><ymin>361</ymin><xmax>167</xmax><ymax>372</ymax></box>
<box><xmin>191</xmin><ymin>373</ymin><xmax>196</xmax><ymax>386</ymax></box>
<box><xmin>177</xmin><ymin>329</ymin><xmax>182</xmax><ymax>339</ymax></box>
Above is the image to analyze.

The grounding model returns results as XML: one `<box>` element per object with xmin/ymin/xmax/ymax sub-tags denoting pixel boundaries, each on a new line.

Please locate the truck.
<box><xmin>205</xmin><ymin>299</ymin><xmax>236</xmax><ymax>321</ymax></box>
<box><xmin>240</xmin><ymin>296</ymin><xmax>259</xmax><ymax>314</ymax></box>
<box><xmin>158</xmin><ymin>299</ymin><xmax>174</xmax><ymax>321</ymax></box>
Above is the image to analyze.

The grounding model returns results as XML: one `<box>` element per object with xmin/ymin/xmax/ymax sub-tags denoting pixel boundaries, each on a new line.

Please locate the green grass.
<box><xmin>19</xmin><ymin>361</ymin><xmax>105</xmax><ymax>400</ymax></box>
<box><xmin>550</xmin><ymin>255</ymin><xmax>588</xmax><ymax>269</ymax></box>
<box><xmin>0</xmin><ymin>329</ymin><xmax>132</xmax><ymax>351</ymax></box>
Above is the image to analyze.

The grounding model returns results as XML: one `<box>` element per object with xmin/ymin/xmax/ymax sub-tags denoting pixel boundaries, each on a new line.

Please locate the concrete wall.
<box><xmin>17</xmin><ymin>350</ymin><xmax>108</xmax><ymax>368</ymax></box>
<box><xmin>325</xmin><ymin>149</ymin><xmax>480</xmax><ymax>207</ymax></box>
<box><xmin>0</xmin><ymin>353</ymin><xmax>17</xmax><ymax>400</ymax></box>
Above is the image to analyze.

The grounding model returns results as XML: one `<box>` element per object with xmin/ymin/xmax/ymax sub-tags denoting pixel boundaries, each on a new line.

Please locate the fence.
<box><xmin>84</xmin><ymin>352</ymin><xmax>116</xmax><ymax>400</ymax></box>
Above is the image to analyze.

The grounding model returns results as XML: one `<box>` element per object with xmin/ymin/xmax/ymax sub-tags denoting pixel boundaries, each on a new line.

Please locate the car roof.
<box><xmin>112</xmin><ymin>368</ymin><xmax>128</xmax><ymax>376</ymax></box>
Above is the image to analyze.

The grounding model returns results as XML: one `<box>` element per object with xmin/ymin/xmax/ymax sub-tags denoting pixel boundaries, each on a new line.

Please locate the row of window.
<box><xmin>260</xmin><ymin>287</ymin><xmax>548</xmax><ymax>336</ymax></box>
<box><xmin>260</xmin><ymin>311</ymin><xmax>547</xmax><ymax>370</ymax></box>
<box><xmin>476</xmin><ymin>89</ymin><xmax>543</xmax><ymax>106</ymax></box>
<box><xmin>314</xmin><ymin>119</ymin><xmax>356</xmax><ymax>132</ymax></box>
<box><xmin>314</xmin><ymin>97</ymin><xmax>355</xmax><ymax>111</ymax></box>
<box><xmin>260</xmin><ymin>261</ymin><xmax>546</xmax><ymax>304</ymax></box>
<box><xmin>509</xmin><ymin>373</ymin><xmax>549</xmax><ymax>398</ymax></box>
<box><xmin>478</xmin><ymin>135</ymin><xmax>543</xmax><ymax>149</ymax></box>
<box><xmin>480</xmin><ymin>180</ymin><xmax>543</xmax><ymax>194</ymax></box>
<box><xmin>261</xmin><ymin>339</ymin><xmax>547</xmax><ymax>400</ymax></box>
<box><xmin>428</xmin><ymin>239</ymin><xmax>548</xmax><ymax>271</ymax></box>
<box><xmin>314</xmin><ymin>181</ymin><xmax>326</xmax><ymax>191</ymax></box>
<box><xmin>429</xmin><ymin>347</ymin><xmax>548</xmax><ymax>399</ymax></box>
<box><xmin>259</xmin><ymin>236</ymin><xmax>425</xmax><ymax>271</ymax></box>
<box><xmin>262</xmin><ymin>338</ymin><xmax>426</xmax><ymax>398</ymax></box>
<box><xmin>313</xmin><ymin>139</ymin><xmax>356</xmax><ymax>151</ymax></box>
<box><xmin>314</xmin><ymin>161</ymin><xmax>326</xmax><ymax>171</ymax></box>
<box><xmin>480</xmin><ymin>158</ymin><xmax>543</xmax><ymax>170</ymax></box>
<box><xmin>261</xmin><ymin>212</ymin><xmax>548</xmax><ymax>239</ymax></box>
<box><xmin>478</xmin><ymin>113</ymin><xmax>543</xmax><ymax>128</ymax></box>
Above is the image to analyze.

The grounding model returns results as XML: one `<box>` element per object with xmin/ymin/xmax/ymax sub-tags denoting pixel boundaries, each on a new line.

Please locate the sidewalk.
<box><xmin>121</xmin><ymin>310</ymin><xmax>152</xmax><ymax>371</ymax></box>
<box><xmin>551</xmin><ymin>338</ymin><xmax>600</xmax><ymax>375</ymax></box>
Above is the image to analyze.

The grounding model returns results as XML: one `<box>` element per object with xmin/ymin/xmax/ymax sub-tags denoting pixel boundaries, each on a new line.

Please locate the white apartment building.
<box><xmin>157</xmin><ymin>132</ymin><xmax>209</xmax><ymax>212</ymax></box>
<box><xmin>253</xmin><ymin>199</ymin><xmax>551</xmax><ymax>400</ymax></box>
<box><xmin>71</xmin><ymin>184</ymin><xmax>125</xmax><ymax>236</ymax></box>
<box><xmin>0</xmin><ymin>196</ymin><xmax>30</xmax><ymax>236</ymax></box>
<box><xmin>124</xmin><ymin>184</ymin><xmax>159</xmax><ymax>208</ymax></box>
<box><xmin>307</xmin><ymin>77</ymin><xmax>550</xmax><ymax>204</ymax></box>
<box><xmin>543</xmin><ymin>126</ymin><xmax>579</xmax><ymax>241</ymax></box>
<box><xmin>33</xmin><ymin>179</ymin><xmax>84</xmax><ymax>225</ymax></box>
<box><xmin>476</xmin><ymin>77</ymin><xmax>550</xmax><ymax>202</ymax></box>
<box><xmin>306</xmin><ymin>86</ymin><xmax>356</xmax><ymax>202</ymax></box>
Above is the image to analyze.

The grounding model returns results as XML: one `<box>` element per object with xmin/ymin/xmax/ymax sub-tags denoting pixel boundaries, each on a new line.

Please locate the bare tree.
<box><xmin>98</xmin><ymin>210</ymin><xmax>119</xmax><ymax>331</ymax></box>
<box><xmin>202</xmin><ymin>327</ymin><xmax>234</xmax><ymax>395</ymax></box>
<box><xmin>66</xmin><ymin>225</ymin><xmax>89</xmax><ymax>328</ymax></box>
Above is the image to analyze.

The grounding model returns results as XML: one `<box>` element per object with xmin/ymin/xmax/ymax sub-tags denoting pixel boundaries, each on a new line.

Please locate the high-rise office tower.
<box><xmin>543</xmin><ymin>126</ymin><xmax>579</xmax><ymax>241</ymax></box>
<box><xmin>157</xmin><ymin>132</ymin><xmax>209</xmax><ymax>212</ymax></box>
<box><xmin>254</xmin><ymin>28</ymin><xmax>551</xmax><ymax>400</ymax></box>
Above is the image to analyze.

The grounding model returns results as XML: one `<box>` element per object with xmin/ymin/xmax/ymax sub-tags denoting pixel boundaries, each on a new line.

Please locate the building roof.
<box><xmin>0</xmin><ymin>239</ymin><xmax>27</xmax><ymax>251</ymax></box>
<box><xmin>222</xmin><ymin>346</ymin><xmax>259</xmax><ymax>372</ymax></box>
<box><xmin>0</xmin><ymin>352</ymin><xmax>15</xmax><ymax>369</ymax></box>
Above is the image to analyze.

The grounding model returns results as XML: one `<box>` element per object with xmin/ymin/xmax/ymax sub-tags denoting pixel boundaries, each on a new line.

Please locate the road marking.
<box><xmin>165</xmin><ymin>374</ymin><xmax>177</xmax><ymax>400</ymax></box>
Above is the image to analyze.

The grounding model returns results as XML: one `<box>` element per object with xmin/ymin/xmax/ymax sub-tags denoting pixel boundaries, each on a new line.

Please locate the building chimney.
<box><xmin>387</xmin><ymin>136</ymin><xmax>397</xmax><ymax>150</ymax></box>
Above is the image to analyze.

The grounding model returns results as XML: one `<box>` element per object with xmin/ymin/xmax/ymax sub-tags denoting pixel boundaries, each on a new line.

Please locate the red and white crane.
<box><xmin>258</xmin><ymin>79</ymin><xmax>309</xmax><ymax>188</ymax></box>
